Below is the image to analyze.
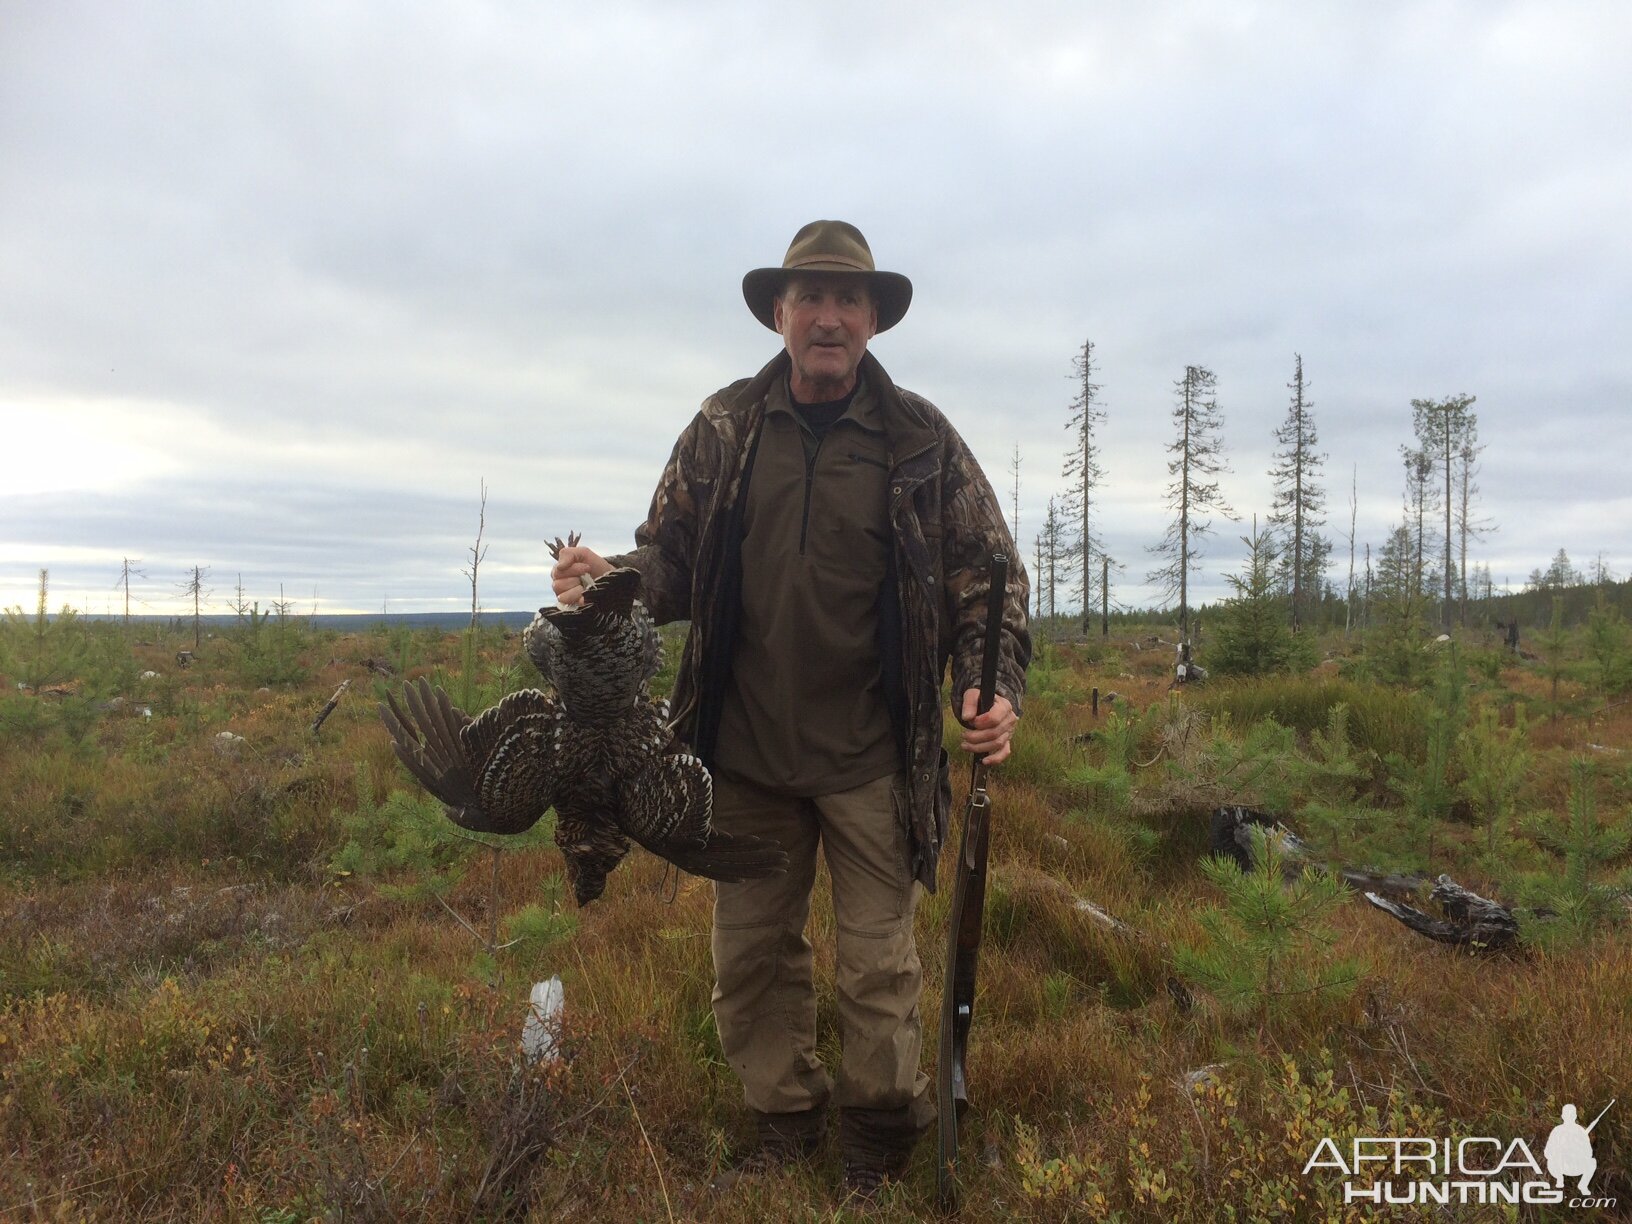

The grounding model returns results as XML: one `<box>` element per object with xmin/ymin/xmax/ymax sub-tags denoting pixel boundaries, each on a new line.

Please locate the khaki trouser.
<box><xmin>710</xmin><ymin>770</ymin><xmax>934</xmax><ymax>1132</ymax></box>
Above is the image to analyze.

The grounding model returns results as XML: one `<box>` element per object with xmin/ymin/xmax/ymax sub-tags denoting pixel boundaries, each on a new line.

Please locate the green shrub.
<box><xmin>1516</xmin><ymin>761</ymin><xmax>1632</xmax><ymax>946</ymax></box>
<box><xmin>1176</xmin><ymin>827</ymin><xmax>1362</xmax><ymax>1023</ymax></box>
<box><xmin>1460</xmin><ymin>704</ymin><xmax>1530</xmax><ymax>856</ymax></box>
<box><xmin>1195</xmin><ymin>676</ymin><xmax>1424</xmax><ymax>764</ymax></box>
<box><xmin>1586</xmin><ymin>592</ymin><xmax>1632</xmax><ymax>696</ymax></box>
<box><xmin>1208</xmin><ymin>522</ymin><xmax>1316</xmax><ymax>678</ymax></box>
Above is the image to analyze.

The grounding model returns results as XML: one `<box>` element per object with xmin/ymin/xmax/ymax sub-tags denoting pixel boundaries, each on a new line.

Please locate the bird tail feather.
<box><xmin>379</xmin><ymin>678</ymin><xmax>480</xmax><ymax>810</ymax></box>
<box><xmin>657</xmin><ymin>831</ymin><xmax>789</xmax><ymax>883</ymax></box>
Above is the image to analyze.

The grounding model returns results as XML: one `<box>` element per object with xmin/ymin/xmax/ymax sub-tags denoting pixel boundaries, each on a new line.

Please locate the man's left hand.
<box><xmin>958</xmin><ymin>691</ymin><xmax>1018</xmax><ymax>765</ymax></box>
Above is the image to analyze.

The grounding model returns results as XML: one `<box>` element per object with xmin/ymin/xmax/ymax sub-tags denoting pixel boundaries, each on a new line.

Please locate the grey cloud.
<box><xmin>3</xmin><ymin>1</ymin><xmax>1630</xmax><ymax>612</ymax></box>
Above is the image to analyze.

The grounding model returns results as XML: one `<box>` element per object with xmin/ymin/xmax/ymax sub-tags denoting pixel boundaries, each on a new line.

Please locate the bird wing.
<box><xmin>616</xmin><ymin>754</ymin><xmax>788</xmax><ymax>883</ymax></box>
<box><xmin>379</xmin><ymin>678</ymin><xmax>559</xmax><ymax>835</ymax></box>
<box><xmin>380</xmin><ymin>678</ymin><xmax>479</xmax><ymax>808</ymax></box>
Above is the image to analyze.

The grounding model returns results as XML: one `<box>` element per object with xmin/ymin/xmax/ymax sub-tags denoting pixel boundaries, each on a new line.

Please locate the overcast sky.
<box><xmin>3</xmin><ymin>1</ymin><xmax>1628</xmax><ymax>618</ymax></box>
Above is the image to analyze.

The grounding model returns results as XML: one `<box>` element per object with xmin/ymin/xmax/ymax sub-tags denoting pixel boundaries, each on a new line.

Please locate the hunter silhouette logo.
<box><xmin>1545</xmin><ymin>1100</ymin><xmax>1614</xmax><ymax>1195</ymax></box>
<box><xmin>1302</xmin><ymin>1098</ymin><xmax>1617</xmax><ymax>1210</ymax></box>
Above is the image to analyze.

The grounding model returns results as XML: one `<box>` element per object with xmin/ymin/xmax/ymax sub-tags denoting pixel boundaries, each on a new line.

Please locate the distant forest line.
<box><xmin>41</xmin><ymin>571</ymin><xmax>1632</xmax><ymax>640</ymax></box>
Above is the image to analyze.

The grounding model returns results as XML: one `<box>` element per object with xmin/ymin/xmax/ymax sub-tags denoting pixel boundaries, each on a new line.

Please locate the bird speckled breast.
<box><xmin>525</xmin><ymin>581</ymin><xmax>661</xmax><ymax>727</ymax></box>
<box><xmin>552</xmin><ymin>701</ymin><xmax>668</xmax><ymax>818</ymax></box>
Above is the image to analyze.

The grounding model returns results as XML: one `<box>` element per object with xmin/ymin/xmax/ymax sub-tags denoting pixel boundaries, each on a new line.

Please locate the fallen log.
<box><xmin>310</xmin><ymin>679</ymin><xmax>350</xmax><ymax>735</ymax></box>
<box><xmin>1208</xmin><ymin>806</ymin><xmax>1314</xmax><ymax>876</ymax></box>
<box><xmin>1362</xmin><ymin>875</ymin><xmax>1520</xmax><ymax>952</ymax></box>
<box><xmin>1206</xmin><ymin>808</ymin><xmax>1522</xmax><ymax>950</ymax></box>
<box><xmin>1335</xmin><ymin>867</ymin><xmax>1433</xmax><ymax>903</ymax></box>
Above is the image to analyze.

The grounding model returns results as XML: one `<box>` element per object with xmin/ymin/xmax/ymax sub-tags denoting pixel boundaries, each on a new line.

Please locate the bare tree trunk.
<box><xmin>1363</xmin><ymin>543</ymin><xmax>1372</xmax><ymax>629</ymax></box>
<box><xmin>1033</xmin><ymin>533</ymin><xmax>1042</xmax><ymax>621</ymax></box>
<box><xmin>1179</xmin><ymin>373</ymin><xmax>1192</xmax><ymax>641</ymax></box>
<box><xmin>1291</xmin><ymin>356</ymin><xmax>1305</xmax><ymax>631</ymax></box>
<box><xmin>119</xmin><ymin>557</ymin><xmax>144</xmax><ymax>629</ymax></box>
<box><xmin>311</xmin><ymin>680</ymin><xmax>350</xmax><ymax>734</ymax></box>
<box><xmin>1442</xmin><ymin>412</ymin><xmax>1454</xmax><ymax>631</ymax></box>
<box><xmin>1101</xmin><ymin>555</ymin><xmax>1110</xmax><ymax>638</ymax></box>
<box><xmin>1008</xmin><ymin>443</ymin><xmax>1021</xmax><ymax>556</ymax></box>
<box><xmin>179</xmin><ymin>565</ymin><xmax>211</xmax><ymax>649</ymax></box>
<box><xmin>463</xmin><ymin>479</ymin><xmax>489</xmax><ymax>633</ymax></box>
<box><xmin>1345</xmin><ymin>468</ymin><xmax>1357</xmax><ymax>636</ymax></box>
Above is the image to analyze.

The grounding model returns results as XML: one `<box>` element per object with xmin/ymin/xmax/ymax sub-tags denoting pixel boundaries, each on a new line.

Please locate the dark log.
<box><xmin>1206</xmin><ymin>810</ymin><xmax>1525</xmax><ymax>951</ymax></box>
<box><xmin>1335</xmin><ymin>867</ymin><xmax>1433</xmax><ymax>901</ymax></box>
<box><xmin>1362</xmin><ymin>874</ymin><xmax>1520</xmax><ymax>952</ymax></box>
<box><xmin>1208</xmin><ymin>806</ymin><xmax>1314</xmax><ymax>874</ymax></box>
<box><xmin>310</xmin><ymin>679</ymin><xmax>350</xmax><ymax>735</ymax></box>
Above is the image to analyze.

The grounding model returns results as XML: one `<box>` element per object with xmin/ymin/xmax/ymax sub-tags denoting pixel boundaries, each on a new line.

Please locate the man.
<box><xmin>551</xmin><ymin>220</ymin><xmax>1030</xmax><ymax>1199</ymax></box>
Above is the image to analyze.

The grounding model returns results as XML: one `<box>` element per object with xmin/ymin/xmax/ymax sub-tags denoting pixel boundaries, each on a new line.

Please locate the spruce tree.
<box><xmin>1267</xmin><ymin>354</ymin><xmax>1327</xmax><ymax>632</ymax></box>
<box><xmin>1369</xmin><ymin>522</ymin><xmax>1429</xmax><ymax>685</ymax></box>
<box><xmin>1148</xmin><ymin>365</ymin><xmax>1234</xmax><ymax>641</ymax></box>
<box><xmin>1212</xmin><ymin>518</ymin><xmax>1297</xmax><ymax>677</ymax></box>
<box><xmin>1061</xmin><ymin>338</ymin><xmax>1105</xmax><ymax>632</ymax></box>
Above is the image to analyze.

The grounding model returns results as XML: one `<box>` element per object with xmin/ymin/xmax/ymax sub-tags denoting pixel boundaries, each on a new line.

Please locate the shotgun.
<box><xmin>936</xmin><ymin>551</ymin><xmax>1008</xmax><ymax>1211</ymax></box>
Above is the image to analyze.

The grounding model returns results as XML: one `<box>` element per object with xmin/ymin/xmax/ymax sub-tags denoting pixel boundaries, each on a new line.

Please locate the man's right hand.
<box><xmin>551</xmin><ymin>544</ymin><xmax>613</xmax><ymax>607</ymax></box>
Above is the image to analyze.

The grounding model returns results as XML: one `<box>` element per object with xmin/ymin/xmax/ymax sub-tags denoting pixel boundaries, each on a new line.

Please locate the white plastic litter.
<box><xmin>521</xmin><ymin>976</ymin><xmax>565</xmax><ymax>1065</ymax></box>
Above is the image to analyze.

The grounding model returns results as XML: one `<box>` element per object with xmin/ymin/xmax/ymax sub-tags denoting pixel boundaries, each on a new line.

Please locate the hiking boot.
<box><xmin>710</xmin><ymin>1109</ymin><xmax>824</xmax><ymax>1190</ymax></box>
<box><xmin>838</xmin><ymin>1105</ymin><xmax>919</xmax><ymax>1205</ymax></box>
<box><xmin>840</xmin><ymin>1159</ymin><xmax>890</xmax><ymax>1201</ymax></box>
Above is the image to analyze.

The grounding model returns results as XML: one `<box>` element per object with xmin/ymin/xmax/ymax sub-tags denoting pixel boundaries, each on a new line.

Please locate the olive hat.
<box><xmin>742</xmin><ymin>220</ymin><xmax>913</xmax><ymax>333</ymax></box>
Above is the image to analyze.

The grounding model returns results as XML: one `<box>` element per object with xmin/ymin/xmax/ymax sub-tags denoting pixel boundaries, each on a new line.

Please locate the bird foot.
<box><xmin>546</xmin><ymin>531</ymin><xmax>594</xmax><ymax>590</ymax></box>
<box><xmin>545</xmin><ymin>531</ymin><xmax>583</xmax><ymax>561</ymax></box>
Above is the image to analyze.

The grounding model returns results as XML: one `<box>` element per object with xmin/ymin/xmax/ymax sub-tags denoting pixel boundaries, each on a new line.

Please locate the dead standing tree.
<box><xmin>1061</xmin><ymin>338</ymin><xmax>1106</xmax><ymax>635</ymax></box>
<box><xmin>1008</xmin><ymin>444</ymin><xmax>1023</xmax><ymax>613</ymax></box>
<box><xmin>1008</xmin><ymin>442</ymin><xmax>1021</xmax><ymax>547</ymax></box>
<box><xmin>1344</xmin><ymin>466</ymin><xmax>1358</xmax><ymax>635</ymax></box>
<box><xmin>1455</xmin><ymin>431</ymin><xmax>1494</xmax><ymax>627</ymax></box>
<box><xmin>1042</xmin><ymin>495</ymin><xmax>1067</xmax><ymax>624</ymax></box>
<box><xmin>1400</xmin><ymin>445</ymin><xmax>1436</xmax><ymax>608</ymax></box>
<box><xmin>178</xmin><ymin>565</ymin><xmax>211</xmax><ymax>650</ymax></box>
<box><xmin>1411</xmin><ymin>393</ymin><xmax>1478</xmax><ymax>632</ymax></box>
<box><xmin>1148</xmin><ymin>365</ymin><xmax>1234</xmax><ymax>643</ymax></box>
<box><xmin>462</xmin><ymin>479</ymin><xmax>489</xmax><ymax>633</ymax></box>
<box><xmin>1267</xmin><ymin>354</ymin><xmax>1328</xmax><ymax>633</ymax></box>
<box><xmin>116</xmin><ymin>557</ymin><xmax>145</xmax><ymax>630</ymax></box>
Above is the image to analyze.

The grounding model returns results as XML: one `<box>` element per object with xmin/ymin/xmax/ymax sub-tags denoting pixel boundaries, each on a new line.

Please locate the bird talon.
<box><xmin>545</xmin><ymin>531</ymin><xmax>583</xmax><ymax>561</ymax></box>
<box><xmin>546</xmin><ymin>531</ymin><xmax>593</xmax><ymax>589</ymax></box>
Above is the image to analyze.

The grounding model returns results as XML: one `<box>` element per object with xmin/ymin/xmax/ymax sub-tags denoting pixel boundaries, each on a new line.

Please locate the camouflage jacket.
<box><xmin>610</xmin><ymin>349</ymin><xmax>1030</xmax><ymax>889</ymax></box>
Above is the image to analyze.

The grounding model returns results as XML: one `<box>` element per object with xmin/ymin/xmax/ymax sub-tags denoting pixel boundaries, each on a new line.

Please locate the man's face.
<box><xmin>774</xmin><ymin>275</ymin><xmax>877</xmax><ymax>401</ymax></box>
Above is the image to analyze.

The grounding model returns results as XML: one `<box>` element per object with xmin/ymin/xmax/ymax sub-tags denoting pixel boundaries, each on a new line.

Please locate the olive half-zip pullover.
<box><xmin>713</xmin><ymin>372</ymin><xmax>899</xmax><ymax>796</ymax></box>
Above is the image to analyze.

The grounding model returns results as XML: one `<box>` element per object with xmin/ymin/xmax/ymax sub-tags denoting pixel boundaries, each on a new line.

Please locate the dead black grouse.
<box><xmin>379</xmin><ymin>545</ymin><xmax>786</xmax><ymax>905</ymax></box>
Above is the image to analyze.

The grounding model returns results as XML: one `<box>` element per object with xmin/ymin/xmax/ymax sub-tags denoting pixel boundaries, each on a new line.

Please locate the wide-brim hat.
<box><xmin>742</xmin><ymin>220</ymin><xmax>913</xmax><ymax>333</ymax></box>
